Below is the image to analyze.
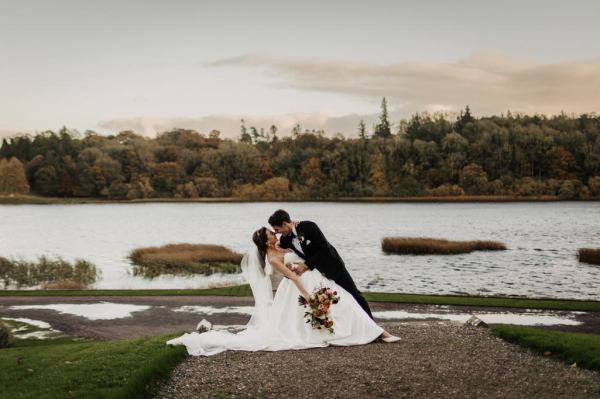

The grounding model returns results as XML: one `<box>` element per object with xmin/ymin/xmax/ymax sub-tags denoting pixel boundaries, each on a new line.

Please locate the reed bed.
<box><xmin>382</xmin><ymin>237</ymin><xmax>507</xmax><ymax>255</ymax></box>
<box><xmin>129</xmin><ymin>243</ymin><xmax>243</xmax><ymax>278</ymax></box>
<box><xmin>578</xmin><ymin>248</ymin><xmax>600</xmax><ymax>266</ymax></box>
<box><xmin>0</xmin><ymin>256</ymin><xmax>99</xmax><ymax>289</ymax></box>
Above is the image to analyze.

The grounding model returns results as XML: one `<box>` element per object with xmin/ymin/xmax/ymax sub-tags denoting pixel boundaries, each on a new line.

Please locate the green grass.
<box><xmin>0</xmin><ymin>333</ymin><xmax>187</xmax><ymax>399</ymax></box>
<box><xmin>363</xmin><ymin>292</ymin><xmax>600</xmax><ymax>312</ymax></box>
<box><xmin>0</xmin><ymin>285</ymin><xmax>253</xmax><ymax>297</ymax></box>
<box><xmin>492</xmin><ymin>325</ymin><xmax>600</xmax><ymax>372</ymax></box>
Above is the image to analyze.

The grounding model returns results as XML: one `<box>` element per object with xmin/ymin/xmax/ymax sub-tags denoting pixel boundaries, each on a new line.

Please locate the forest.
<box><xmin>1</xmin><ymin>102</ymin><xmax>600</xmax><ymax>200</ymax></box>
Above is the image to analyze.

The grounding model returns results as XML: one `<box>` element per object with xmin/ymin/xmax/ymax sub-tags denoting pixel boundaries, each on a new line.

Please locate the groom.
<box><xmin>268</xmin><ymin>209</ymin><xmax>373</xmax><ymax>319</ymax></box>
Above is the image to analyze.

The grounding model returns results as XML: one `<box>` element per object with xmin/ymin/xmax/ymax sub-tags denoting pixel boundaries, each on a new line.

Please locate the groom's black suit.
<box><xmin>279</xmin><ymin>221</ymin><xmax>373</xmax><ymax>319</ymax></box>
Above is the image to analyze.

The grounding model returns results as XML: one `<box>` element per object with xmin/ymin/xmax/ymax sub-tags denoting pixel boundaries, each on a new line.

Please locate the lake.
<box><xmin>1</xmin><ymin>202</ymin><xmax>599</xmax><ymax>299</ymax></box>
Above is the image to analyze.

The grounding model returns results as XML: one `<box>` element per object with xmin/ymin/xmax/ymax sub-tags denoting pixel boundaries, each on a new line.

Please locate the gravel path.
<box><xmin>157</xmin><ymin>322</ymin><xmax>600</xmax><ymax>399</ymax></box>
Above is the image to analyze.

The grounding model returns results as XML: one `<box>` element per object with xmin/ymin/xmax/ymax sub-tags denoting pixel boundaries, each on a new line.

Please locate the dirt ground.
<box><xmin>0</xmin><ymin>295</ymin><xmax>598</xmax><ymax>339</ymax></box>
<box><xmin>2</xmin><ymin>295</ymin><xmax>600</xmax><ymax>398</ymax></box>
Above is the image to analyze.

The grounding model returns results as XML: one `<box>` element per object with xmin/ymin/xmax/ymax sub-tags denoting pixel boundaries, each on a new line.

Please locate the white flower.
<box><xmin>196</xmin><ymin>319</ymin><xmax>212</xmax><ymax>333</ymax></box>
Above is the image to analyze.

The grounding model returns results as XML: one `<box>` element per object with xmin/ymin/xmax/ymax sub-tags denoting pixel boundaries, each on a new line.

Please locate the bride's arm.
<box><xmin>267</xmin><ymin>253</ymin><xmax>310</xmax><ymax>300</ymax></box>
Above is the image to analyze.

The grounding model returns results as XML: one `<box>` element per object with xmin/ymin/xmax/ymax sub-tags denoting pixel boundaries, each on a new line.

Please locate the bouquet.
<box><xmin>298</xmin><ymin>285</ymin><xmax>340</xmax><ymax>333</ymax></box>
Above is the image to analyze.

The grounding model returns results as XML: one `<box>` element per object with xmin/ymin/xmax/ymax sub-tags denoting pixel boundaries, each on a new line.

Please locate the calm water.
<box><xmin>1</xmin><ymin>202</ymin><xmax>599</xmax><ymax>299</ymax></box>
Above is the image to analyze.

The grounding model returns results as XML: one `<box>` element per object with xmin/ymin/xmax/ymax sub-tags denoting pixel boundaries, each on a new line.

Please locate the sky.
<box><xmin>1</xmin><ymin>0</ymin><xmax>600</xmax><ymax>138</ymax></box>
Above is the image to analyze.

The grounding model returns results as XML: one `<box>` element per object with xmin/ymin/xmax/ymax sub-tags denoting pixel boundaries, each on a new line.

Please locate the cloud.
<box><xmin>0</xmin><ymin>129</ymin><xmax>32</xmax><ymax>140</ymax></box>
<box><xmin>95</xmin><ymin>52</ymin><xmax>600</xmax><ymax>138</ymax></box>
<box><xmin>97</xmin><ymin>112</ymin><xmax>385</xmax><ymax>138</ymax></box>
<box><xmin>210</xmin><ymin>52</ymin><xmax>600</xmax><ymax>116</ymax></box>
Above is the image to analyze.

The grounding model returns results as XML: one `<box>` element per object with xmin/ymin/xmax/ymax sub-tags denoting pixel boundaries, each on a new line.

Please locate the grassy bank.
<box><xmin>492</xmin><ymin>325</ymin><xmax>600</xmax><ymax>371</ymax></box>
<box><xmin>5</xmin><ymin>193</ymin><xmax>600</xmax><ymax>205</ymax></box>
<box><xmin>579</xmin><ymin>248</ymin><xmax>600</xmax><ymax>266</ymax></box>
<box><xmin>363</xmin><ymin>292</ymin><xmax>600</xmax><ymax>312</ymax></box>
<box><xmin>1</xmin><ymin>286</ymin><xmax>599</xmax><ymax>312</ymax></box>
<box><xmin>0</xmin><ymin>334</ymin><xmax>186</xmax><ymax>399</ymax></box>
<box><xmin>382</xmin><ymin>237</ymin><xmax>507</xmax><ymax>255</ymax></box>
<box><xmin>0</xmin><ymin>285</ymin><xmax>253</xmax><ymax>297</ymax></box>
<box><xmin>129</xmin><ymin>243</ymin><xmax>243</xmax><ymax>278</ymax></box>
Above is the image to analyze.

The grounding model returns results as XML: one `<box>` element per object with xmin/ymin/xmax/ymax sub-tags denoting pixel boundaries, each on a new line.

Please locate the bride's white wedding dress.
<box><xmin>167</xmin><ymin>251</ymin><xmax>383</xmax><ymax>356</ymax></box>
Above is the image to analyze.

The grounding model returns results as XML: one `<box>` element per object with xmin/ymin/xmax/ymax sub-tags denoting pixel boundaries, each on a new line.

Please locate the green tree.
<box><xmin>239</xmin><ymin>119</ymin><xmax>252</xmax><ymax>144</ymax></box>
<box><xmin>358</xmin><ymin>119</ymin><xmax>367</xmax><ymax>140</ymax></box>
<box><xmin>460</xmin><ymin>163</ymin><xmax>489</xmax><ymax>195</ymax></box>
<box><xmin>373</xmin><ymin>97</ymin><xmax>392</xmax><ymax>139</ymax></box>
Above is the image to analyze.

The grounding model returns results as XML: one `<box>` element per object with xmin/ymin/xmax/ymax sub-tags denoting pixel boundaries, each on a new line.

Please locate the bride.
<box><xmin>167</xmin><ymin>227</ymin><xmax>399</xmax><ymax>356</ymax></box>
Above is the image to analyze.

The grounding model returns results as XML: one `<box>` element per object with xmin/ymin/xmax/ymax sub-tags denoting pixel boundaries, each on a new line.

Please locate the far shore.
<box><xmin>2</xmin><ymin>194</ymin><xmax>600</xmax><ymax>205</ymax></box>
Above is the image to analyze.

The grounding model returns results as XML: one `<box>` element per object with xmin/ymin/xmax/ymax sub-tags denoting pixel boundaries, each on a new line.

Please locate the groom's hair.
<box><xmin>268</xmin><ymin>209</ymin><xmax>291</xmax><ymax>227</ymax></box>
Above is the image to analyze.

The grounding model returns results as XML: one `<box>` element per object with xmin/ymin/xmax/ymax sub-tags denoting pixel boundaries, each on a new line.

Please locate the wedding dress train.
<box><xmin>167</xmin><ymin>251</ymin><xmax>383</xmax><ymax>356</ymax></box>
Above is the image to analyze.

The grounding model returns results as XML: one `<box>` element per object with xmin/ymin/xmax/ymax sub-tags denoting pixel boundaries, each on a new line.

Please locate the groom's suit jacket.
<box><xmin>279</xmin><ymin>221</ymin><xmax>373</xmax><ymax>319</ymax></box>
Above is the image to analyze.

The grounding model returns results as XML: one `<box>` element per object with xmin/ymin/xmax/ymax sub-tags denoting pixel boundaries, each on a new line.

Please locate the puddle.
<box><xmin>173</xmin><ymin>305</ymin><xmax>583</xmax><ymax>326</ymax></box>
<box><xmin>15</xmin><ymin>330</ymin><xmax>61</xmax><ymax>339</ymax></box>
<box><xmin>1</xmin><ymin>317</ymin><xmax>52</xmax><ymax>329</ymax></box>
<box><xmin>9</xmin><ymin>302</ymin><xmax>151</xmax><ymax>320</ymax></box>
<box><xmin>372</xmin><ymin>310</ymin><xmax>583</xmax><ymax>326</ymax></box>
<box><xmin>173</xmin><ymin>305</ymin><xmax>254</xmax><ymax>316</ymax></box>
<box><xmin>1</xmin><ymin>317</ymin><xmax>65</xmax><ymax>339</ymax></box>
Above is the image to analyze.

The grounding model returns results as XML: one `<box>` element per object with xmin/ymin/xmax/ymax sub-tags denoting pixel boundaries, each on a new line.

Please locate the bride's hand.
<box><xmin>301</xmin><ymin>291</ymin><xmax>310</xmax><ymax>304</ymax></box>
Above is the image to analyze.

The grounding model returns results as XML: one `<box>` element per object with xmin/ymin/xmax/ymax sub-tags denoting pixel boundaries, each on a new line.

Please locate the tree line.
<box><xmin>1</xmin><ymin>101</ymin><xmax>600</xmax><ymax>200</ymax></box>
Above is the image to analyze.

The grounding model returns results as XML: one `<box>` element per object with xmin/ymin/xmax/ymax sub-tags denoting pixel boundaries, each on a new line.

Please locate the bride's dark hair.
<box><xmin>252</xmin><ymin>227</ymin><xmax>268</xmax><ymax>271</ymax></box>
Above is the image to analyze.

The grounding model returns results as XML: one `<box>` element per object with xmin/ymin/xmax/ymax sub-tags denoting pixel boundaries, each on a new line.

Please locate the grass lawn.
<box><xmin>492</xmin><ymin>325</ymin><xmax>600</xmax><ymax>372</ymax></box>
<box><xmin>0</xmin><ymin>334</ymin><xmax>186</xmax><ymax>399</ymax></box>
<box><xmin>363</xmin><ymin>292</ymin><xmax>600</xmax><ymax>312</ymax></box>
<box><xmin>0</xmin><ymin>285</ymin><xmax>253</xmax><ymax>297</ymax></box>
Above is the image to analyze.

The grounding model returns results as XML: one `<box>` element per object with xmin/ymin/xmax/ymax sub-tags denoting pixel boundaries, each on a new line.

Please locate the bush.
<box><xmin>429</xmin><ymin>183</ymin><xmax>465</xmax><ymax>197</ymax></box>
<box><xmin>0</xmin><ymin>323</ymin><xmax>15</xmax><ymax>349</ymax></box>
<box><xmin>589</xmin><ymin>176</ymin><xmax>600</xmax><ymax>197</ymax></box>
<box><xmin>233</xmin><ymin>177</ymin><xmax>297</xmax><ymax>200</ymax></box>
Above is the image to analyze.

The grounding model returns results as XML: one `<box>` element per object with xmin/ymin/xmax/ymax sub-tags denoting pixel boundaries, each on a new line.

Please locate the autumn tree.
<box><xmin>0</xmin><ymin>157</ymin><xmax>30</xmax><ymax>194</ymax></box>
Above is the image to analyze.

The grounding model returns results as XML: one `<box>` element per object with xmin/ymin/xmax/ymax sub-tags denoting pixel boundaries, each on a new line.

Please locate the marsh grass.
<box><xmin>129</xmin><ymin>243</ymin><xmax>243</xmax><ymax>278</ymax></box>
<box><xmin>382</xmin><ymin>237</ymin><xmax>507</xmax><ymax>255</ymax></box>
<box><xmin>0</xmin><ymin>257</ymin><xmax>99</xmax><ymax>289</ymax></box>
<box><xmin>578</xmin><ymin>248</ymin><xmax>600</xmax><ymax>265</ymax></box>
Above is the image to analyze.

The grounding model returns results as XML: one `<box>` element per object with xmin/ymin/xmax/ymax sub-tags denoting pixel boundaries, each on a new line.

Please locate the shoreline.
<box><xmin>2</xmin><ymin>194</ymin><xmax>600</xmax><ymax>205</ymax></box>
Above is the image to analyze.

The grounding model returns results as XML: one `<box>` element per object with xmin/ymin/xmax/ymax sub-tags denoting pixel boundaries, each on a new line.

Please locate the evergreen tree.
<box><xmin>455</xmin><ymin>105</ymin><xmax>474</xmax><ymax>133</ymax></box>
<box><xmin>358</xmin><ymin>119</ymin><xmax>367</xmax><ymax>140</ymax></box>
<box><xmin>239</xmin><ymin>119</ymin><xmax>252</xmax><ymax>144</ymax></box>
<box><xmin>374</xmin><ymin>97</ymin><xmax>392</xmax><ymax>138</ymax></box>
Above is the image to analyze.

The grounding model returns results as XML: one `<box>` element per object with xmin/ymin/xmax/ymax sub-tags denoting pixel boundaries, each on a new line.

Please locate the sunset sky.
<box><xmin>1</xmin><ymin>0</ymin><xmax>600</xmax><ymax>138</ymax></box>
